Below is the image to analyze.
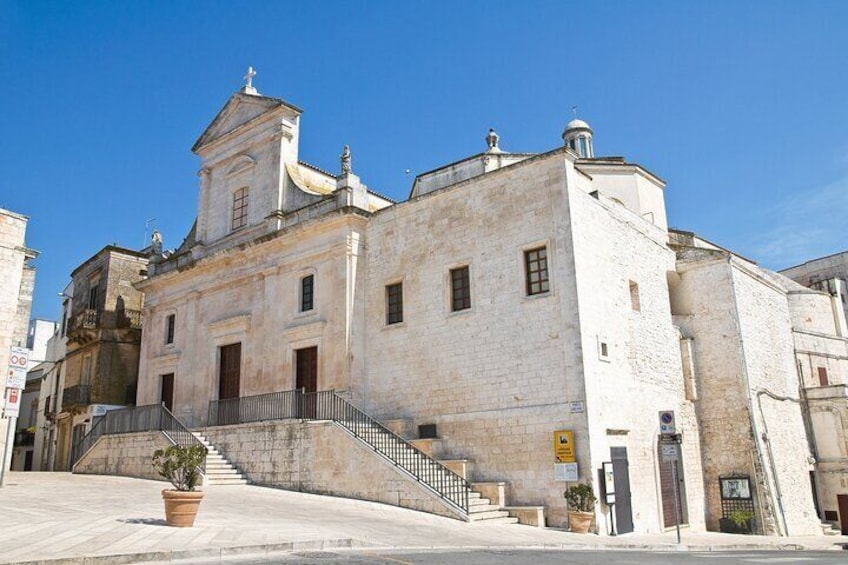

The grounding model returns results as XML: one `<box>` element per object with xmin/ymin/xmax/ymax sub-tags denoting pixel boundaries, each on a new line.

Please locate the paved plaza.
<box><xmin>0</xmin><ymin>473</ymin><xmax>845</xmax><ymax>564</ymax></box>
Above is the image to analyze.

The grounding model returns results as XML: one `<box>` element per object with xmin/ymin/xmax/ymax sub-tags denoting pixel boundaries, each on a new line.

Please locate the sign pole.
<box><xmin>0</xmin><ymin>414</ymin><xmax>16</xmax><ymax>487</ymax></box>
<box><xmin>672</xmin><ymin>458</ymin><xmax>681</xmax><ymax>544</ymax></box>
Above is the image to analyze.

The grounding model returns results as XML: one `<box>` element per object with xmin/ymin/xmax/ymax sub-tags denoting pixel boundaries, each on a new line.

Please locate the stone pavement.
<box><xmin>0</xmin><ymin>472</ymin><xmax>845</xmax><ymax>564</ymax></box>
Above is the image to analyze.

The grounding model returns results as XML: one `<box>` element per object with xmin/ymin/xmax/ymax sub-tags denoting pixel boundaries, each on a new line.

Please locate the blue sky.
<box><xmin>2</xmin><ymin>1</ymin><xmax>847</xmax><ymax>321</ymax></box>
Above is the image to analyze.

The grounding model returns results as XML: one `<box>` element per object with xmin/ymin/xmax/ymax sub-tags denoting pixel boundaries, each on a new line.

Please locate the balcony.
<box><xmin>62</xmin><ymin>384</ymin><xmax>90</xmax><ymax>409</ymax></box>
<box><xmin>67</xmin><ymin>308</ymin><xmax>142</xmax><ymax>344</ymax></box>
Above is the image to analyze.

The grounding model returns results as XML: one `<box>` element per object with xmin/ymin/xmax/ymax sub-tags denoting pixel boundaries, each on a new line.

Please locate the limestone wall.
<box><xmin>138</xmin><ymin>214</ymin><xmax>368</xmax><ymax>428</ymax></box>
<box><xmin>200</xmin><ymin>420</ymin><xmax>463</xmax><ymax>519</ymax></box>
<box><xmin>567</xmin><ymin>169</ymin><xmax>706</xmax><ymax>534</ymax></box>
<box><xmin>732</xmin><ymin>264</ymin><xmax>820</xmax><ymax>536</ymax></box>
<box><xmin>73</xmin><ymin>431</ymin><xmax>172</xmax><ymax>482</ymax></box>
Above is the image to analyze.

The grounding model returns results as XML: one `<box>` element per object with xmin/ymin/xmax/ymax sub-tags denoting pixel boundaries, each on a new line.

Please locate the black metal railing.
<box><xmin>207</xmin><ymin>389</ymin><xmax>470</xmax><ymax>515</ymax></box>
<box><xmin>71</xmin><ymin>403</ymin><xmax>203</xmax><ymax>467</ymax></box>
<box><xmin>208</xmin><ymin>389</ymin><xmax>301</xmax><ymax>426</ymax></box>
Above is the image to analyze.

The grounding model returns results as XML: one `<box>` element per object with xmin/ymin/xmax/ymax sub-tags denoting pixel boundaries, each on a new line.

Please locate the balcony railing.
<box><xmin>69</xmin><ymin>309</ymin><xmax>99</xmax><ymax>332</ymax></box>
<box><xmin>62</xmin><ymin>384</ymin><xmax>90</xmax><ymax>408</ymax></box>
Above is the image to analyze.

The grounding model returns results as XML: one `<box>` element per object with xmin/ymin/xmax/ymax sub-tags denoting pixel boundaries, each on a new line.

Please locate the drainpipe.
<box><xmin>755</xmin><ymin>388</ymin><xmax>803</xmax><ymax>536</ymax></box>
<box><xmin>794</xmin><ymin>358</ymin><xmax>824</xmax><ymax>522</ymax></box>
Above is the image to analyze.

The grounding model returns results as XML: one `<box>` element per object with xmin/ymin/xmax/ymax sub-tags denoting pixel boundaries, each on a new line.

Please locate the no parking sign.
<box><xmin>6</xmin><ymin>346</ymin><xmax>29</xmax><ymax>389</ymax></box>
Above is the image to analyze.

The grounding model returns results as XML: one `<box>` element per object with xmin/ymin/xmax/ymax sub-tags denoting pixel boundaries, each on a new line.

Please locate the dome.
<box><xmin>564</xmin><ymin>119</ymin><xmax>593</xmax><ymax>133</ymax></box>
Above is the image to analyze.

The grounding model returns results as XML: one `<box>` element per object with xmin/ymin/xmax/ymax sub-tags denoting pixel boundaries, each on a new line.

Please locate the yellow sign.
<box><xmin>553</xmin><ymin>430</ymin><xmax>575</xmax><ymax>463</ymax></box>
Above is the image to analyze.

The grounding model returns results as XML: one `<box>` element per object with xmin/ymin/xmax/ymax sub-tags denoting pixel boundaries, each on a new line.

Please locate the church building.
<box><xmin>122</xmin><ymin>71</ymin><xmax>838</xmax><ymax>535</ymax></box>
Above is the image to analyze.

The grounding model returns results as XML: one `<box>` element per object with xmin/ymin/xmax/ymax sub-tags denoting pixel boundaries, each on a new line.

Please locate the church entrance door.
<box><xmin>217</xmin><ymin>343</ymin><xmax>241</xmax><ymax>424</ymax></box>
<box><xmin>296</xmin><ymin>346</ymin><xmax>318</xmax><ymax>418</ymax></box>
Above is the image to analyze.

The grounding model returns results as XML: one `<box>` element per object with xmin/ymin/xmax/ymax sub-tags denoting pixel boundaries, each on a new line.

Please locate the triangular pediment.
<box><xmin>192</xmin><ymin>92</ymin><xmax>302</xmax><ymax>153</ymax></box>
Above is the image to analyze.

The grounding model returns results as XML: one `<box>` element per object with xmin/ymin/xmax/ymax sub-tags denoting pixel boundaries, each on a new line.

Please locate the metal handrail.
<box><xmin>71</xmin><ymin>403</ymin><xmax>203</xmax><ymax>467</ymax></box>
<box><xmin>207</xmin><ymin>389</ymin><xmax>470</xmax><ymax>515</ymax></box>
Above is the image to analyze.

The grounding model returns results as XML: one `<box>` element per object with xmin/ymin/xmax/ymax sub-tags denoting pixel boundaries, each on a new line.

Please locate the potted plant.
<box><xmin>152</xmin><ymin>444</ymin><xmax>208</xmax><ymax>527</ymax></box>
<box><xmin>564</xmin><ymin>482</ymin><xmax>597</xmax><ymax>534</ymax></box>
<box><xmin>719</xmin><ymin>508</ymin><xmax>755</xmax><ymax>534</ymax></box>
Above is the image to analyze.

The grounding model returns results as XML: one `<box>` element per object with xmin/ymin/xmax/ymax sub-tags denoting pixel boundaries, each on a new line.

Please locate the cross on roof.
<box><xmin>244</xmin><ymin>67</ymin><xmax>257</xmax><ymax>89</ymax></box>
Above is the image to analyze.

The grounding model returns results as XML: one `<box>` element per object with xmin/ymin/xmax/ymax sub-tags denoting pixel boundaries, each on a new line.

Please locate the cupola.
<box><xmin>562</xmin><ymin>118</ymin><xmax>594</xmax><ymax>158</ymax></box>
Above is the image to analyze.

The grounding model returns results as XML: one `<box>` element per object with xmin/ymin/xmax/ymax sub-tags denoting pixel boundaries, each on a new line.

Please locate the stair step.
<box><xmin>468</xmin><ymin>510</ymin><xmax>513</xmax><ymax>521</ymax></box>
<box><xmin>468</xmin><ymin>496</ymin><xmax>492</xmax><ymax>507</ymax></box>
<box><xmin>472</xmin><ymin>516</ymin><xmax>520</xmax><ymax>525</ymax></box>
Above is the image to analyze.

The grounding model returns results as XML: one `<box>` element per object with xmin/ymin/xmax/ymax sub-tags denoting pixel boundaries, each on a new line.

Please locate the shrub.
<box><xmin>564</xmin><ymin>483</ymin><xmax>597</xmax><ymax>512</ymax></box>
<box><xmin>152</xmin><ymin>445</ymin><xmax>208</xmax><ymax>491</ymax></box>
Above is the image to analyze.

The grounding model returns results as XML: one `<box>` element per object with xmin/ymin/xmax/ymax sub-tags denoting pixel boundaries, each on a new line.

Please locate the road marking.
<box><xmin>742</xmin><ymin>559</ymin><xmax>819</xmax><ymax>563</ymax></box>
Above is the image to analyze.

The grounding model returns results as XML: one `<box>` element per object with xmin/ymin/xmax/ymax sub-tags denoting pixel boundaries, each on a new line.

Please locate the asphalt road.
<box><xmin>202</xmin><ymin>549</ymin><xmax>848</xmax><ymax>565</ymax></box>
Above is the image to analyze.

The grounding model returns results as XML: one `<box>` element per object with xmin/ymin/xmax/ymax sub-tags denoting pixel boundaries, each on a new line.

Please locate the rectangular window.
<box><xmin>165</xmin><ymin>314</ymin><xmax>175</xmax><ymax>345</ymax></box>
<box><xmin>817</xmin><ymin>366</ymin><xmax>829</xmax><ymax>386</ymax></box>
<box><xmin>524</xmin><ymin>246</ymin><xmax>550</xmax><ymax>296</ymax></box>
<box><xmin>301</xmin><ymin>275</ymin><xmax>314</xmax><ymax>312</ymax></box>
<box><xmin>231</xmin><ymin>187</ymin><xmax>249</xmax><ymax>231</ymax></box>
<box><xmin>386</xmin><ymin>282</ymin><xmax>403</xmax><ymax>325</ymax></box>
<box><xmin>450</xmin><ymin>266</ymin><xmax>471</xmax><ymax>311</ymax></box>
<box><xmin>88</xmin><ymin>285</ymin><xmax>98</xmax><ymax>309</ymax></box>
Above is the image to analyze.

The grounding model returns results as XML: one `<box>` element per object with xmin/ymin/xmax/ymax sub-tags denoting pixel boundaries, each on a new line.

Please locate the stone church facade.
<box><xmin>131</xmin><ymin>75</ymin><xmax>840</xmax><ymax>535</ymax></box>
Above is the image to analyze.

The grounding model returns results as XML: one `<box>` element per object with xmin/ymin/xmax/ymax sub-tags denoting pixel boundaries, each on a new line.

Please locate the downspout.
<box><xmin>794</xmin><ymin>357</ymin><xmax>824</xmax><ymax>522</ymax></box>
<box><xmin>754</xmin><ymin>388</ymin><xmax>794</xmax><ymax>536</ymax></box>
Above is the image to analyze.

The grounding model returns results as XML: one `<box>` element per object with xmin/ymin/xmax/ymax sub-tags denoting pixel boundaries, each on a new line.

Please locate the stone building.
<box><xmin>0</xmin><ymin>208</ymin><xmax>37</xmax><ymax>479</ymax></box>
<box><xmin>76</xmin><ymin>74</ymin><xmax>834</xmax><ymax>535</ymax></box>
<box><xmin>10</xmin><ymin>319</ymin><xmax>58</xmax><ymax>471</ymax></box>
<box><xmin>780</xmin><ymin>253</ymin><xmax>848</xmax><ymax>534</ymax></box>
<box><xmin>54</xmin><ymin>245</ymin><xmax>147</xmax><ymax>470</ymax></box>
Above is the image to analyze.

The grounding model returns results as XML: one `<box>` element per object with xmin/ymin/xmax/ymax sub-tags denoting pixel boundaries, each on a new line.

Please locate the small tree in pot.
<box><xmin>564</xmin><ymin>482</ymin><xmax>597</xmax><ymax>534</ymax></box>
<box><xmin>152</xmin><ymin>444</ymin><xmax>208</xmax><ymax>527</ymax></box>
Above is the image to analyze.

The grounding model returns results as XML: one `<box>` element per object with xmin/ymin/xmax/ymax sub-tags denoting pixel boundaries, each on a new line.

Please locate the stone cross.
<box><xmin>244</xmin><ymin>67</ymin><xmax>257</xmax><ymax>89</ymax></box>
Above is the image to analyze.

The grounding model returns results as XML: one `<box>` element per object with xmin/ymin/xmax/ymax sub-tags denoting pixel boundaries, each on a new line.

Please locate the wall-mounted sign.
<box><xmin>720</xmin><ymin>476</ymin><xmax>752</xmax><ymax>500</ymax></box>
<box><xmin>555</xmin><ymin>462</ymin><xmax>579</xmax><ymax>481</ymax></box>
<box><xmin>553</xmin><ymin>430</ymin><xmax>575</xmax><ymax>463</ymax></box>
<box><xmin>659</xmin><ymin>410</ymin><xmax>676</xmax><ymax>434</ymax></box>
<box><xmin>569</xmin><ymin>401</ymin><xmax>585</xmax><ymax>413</ymax></box>
<box><xmin>601</xmin><ymin>461</ymin><xmax>615</xmax><ymax>505</ymax></box>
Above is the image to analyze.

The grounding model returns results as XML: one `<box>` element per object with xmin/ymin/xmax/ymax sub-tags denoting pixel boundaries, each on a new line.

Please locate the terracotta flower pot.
<box><xmin>568</xmin><ymin>510</ymin><xmax>594</xmax><ymax>534</ymax></box>
<box><xmin>161</xmin><ymin>489</ymin><xmax>204</xmax><ymax>527</ymax></box>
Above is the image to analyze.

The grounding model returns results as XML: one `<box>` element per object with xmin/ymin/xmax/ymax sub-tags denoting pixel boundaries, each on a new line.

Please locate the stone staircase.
<box><xmin>820</xmin><ymin>522</ymin><xmax>842</xmax><ymax>536</ymax></box>
<box><xmin>334</xmin><ymin>417</ymin><xmax>516</xmax><ymax>524</ymax></box>
<box><xmin>192</xmin><ymin>432</ymin><xmax>249</xmax><ymax>486</ymax></box>
<box><xmin>386</xmin><ymin>419</ymin><xmax>545</xmax><ymax>527</ymax></box>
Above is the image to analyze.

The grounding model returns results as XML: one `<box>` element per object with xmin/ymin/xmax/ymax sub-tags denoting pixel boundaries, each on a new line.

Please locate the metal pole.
<box><xmin>0</xmin><ymin>415</ymin><xmax>17</xmax><ymax>487</ymax></box>
<box><xmin>609</xmin><ymin>502</ymin><xmax>617</xmax><ymax>536</ymax></box>
<box><xmin>672</xmin><ymin>458</ymin><xmax>681</xmax><ymax>544</ymax></box>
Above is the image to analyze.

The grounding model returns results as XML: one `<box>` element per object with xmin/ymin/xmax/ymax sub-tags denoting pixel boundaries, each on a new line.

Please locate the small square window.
<box><xmin>165</xmin><ymin>314</ymin><xmax>175</xmax><ymax>345</ymax></box>
<box><xmin>386</xmin><ymin>282</ymin><xmax>403</xmax><ymax>325</ymax></box>
<box><xmin>232</xmin><ymin>187</ymin><xmax>249</xmax><ymax>231</ymax></box>
<box><xmin>301</xmin><ymin>274</ymin><xmax>314</xmax><ymax>312</ymax></box>
<box><xmin>524</xmin><ymin>246</ymin><xmax>550</xmax><ymax>296</ymax></box>
<box><xmin>450</xmin><ymin>266</ymin><xmax>471</xmax><ymax>312</ymax></box>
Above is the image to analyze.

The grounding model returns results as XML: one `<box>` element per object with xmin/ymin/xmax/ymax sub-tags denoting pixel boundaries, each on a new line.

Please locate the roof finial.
<box><xmin>571</xmin><ymin>105</ymin><xmax>578</xmax><ymax>118</ymax></box>
<box><xmin>241</xmin><ymin>66</ymin><xmax>258</xmax><ymax>95</ymax></box>
<box><xmin>340</xmin><ymin>145</ymin><xmax>352</xmax><ymax>174</ymax></box>
<box><xmin>485</xmin><ymin>128</ymin><xmax>502</xmax><ymax>153</ymax></box>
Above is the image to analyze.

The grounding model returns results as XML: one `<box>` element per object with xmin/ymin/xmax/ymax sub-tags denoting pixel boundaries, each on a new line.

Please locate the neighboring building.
<box><xmin>0</xmin><ymin>208</ymin><xmax>38</xmax><ymax>479</ymax></box>
<box><xmin>78</xmin><ymin>73</ymin><xmax>830</xmax><ymax>535</ymax></box>
<box><xmin>780</xmin><ymin>253</ymin><xmax>848</xmax><ymax>534</ymax></box>
<box><xmin>34</xmin><ymin>287</ymin><xmax>72</xmax><ymax>472</ymax></box>
<box><xmin>11</xmin><ymin>319</ymin><xmax>58</xmax><ymax>471</ymax></box>
<box><xmin>53</xmin><ymin>246</ymin><xmax>147</xmax><ymax>470</ymax></box>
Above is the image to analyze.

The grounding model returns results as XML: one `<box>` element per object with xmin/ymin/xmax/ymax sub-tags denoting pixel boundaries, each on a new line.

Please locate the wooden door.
<box><xmin>839</xmin><ymin>494</ymin><xmax>848</xmax><ymax>535</ymax></box>
<box><xmin>219</xmin><ymin>343</ymin><xmax>241</xmax><ymax>399</ymax></box>
<box><xmin>218</xmin><ymin>343</ymin><xmax>241</xmax><ymax>425</ymax></box>
<box><xmin>658</xmin><ymin>443</ymin><xmax>688</xmax><ymax>527</ymax></box>
<box><xmin>611</xmin><ymin>447</ymin><xmax>634</xmax><ymax>534</ymax></box>
<box><xmin>296</xmin><ymin>346</ymin><xmax>318</xmax><ymax>418</ymax></box>
<box><xmin>160</xmin><ymin>373</ymin><xmax>174</xmax><ymax>412</ymax></box>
